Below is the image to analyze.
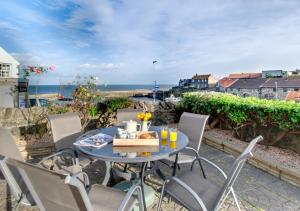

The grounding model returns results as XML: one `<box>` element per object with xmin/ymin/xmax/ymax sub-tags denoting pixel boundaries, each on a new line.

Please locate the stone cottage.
<box><xmin>226</xmin><ymin>78</ymin><xmax>300</xmax><ymax>100</ymax></box>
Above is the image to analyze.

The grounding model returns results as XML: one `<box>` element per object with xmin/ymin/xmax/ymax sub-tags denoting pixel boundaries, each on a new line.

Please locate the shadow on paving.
<box><xmin>0</xmin><ymin>144</ymin><xmax>299</xmax><ymax>211</ymax></box>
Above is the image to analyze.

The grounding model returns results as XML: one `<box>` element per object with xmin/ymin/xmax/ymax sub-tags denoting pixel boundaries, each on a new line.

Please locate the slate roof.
<box><xmin>262</xmin><ymin>78</ymin><xmax>300</xmax><ymax>88</ymax></box>
<box><xmin>228</xmin><ymin>78</ymin><xmax>300</xmax><ymax>89</ymax></box>
<box><xmin>229</xmin><ymin>78</ymin><xmax>267</xmax><ymax>89</ymax></box>
<box><xmin>192</xmin><ymin>74</ymin><xmax>211</xmax><ymax>80</ymax></box>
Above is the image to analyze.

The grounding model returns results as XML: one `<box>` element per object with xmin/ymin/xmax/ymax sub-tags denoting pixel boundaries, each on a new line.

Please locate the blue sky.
<box><xmin>1</xmin><ymin>0</ymin><xmax>300</xmax><ymax>84</ymax></box>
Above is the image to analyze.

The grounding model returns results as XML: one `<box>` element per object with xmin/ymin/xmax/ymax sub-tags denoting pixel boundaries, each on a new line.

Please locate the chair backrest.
<box><xmin>48</xmin><ymin>112</ymin><xmax>83</xmax><ymax>150</ymax></box>
<box><xmin>0</xmin><ymin>127</ymin><xmax>34</xmax><ymax>205</ymax></box>
<box><xmin>5</xmin><ymin>157</ymin><xmax>93</xmax><ymax>211</ymax></box>
<box><xmin>178</xmin><ymin>112</ymin><xmax>209</xmax><ymax>151</ymax></box>
<box><xmin>212</xmin><ymin>135</ymin><xmax>263</xmax><ymax>210</ymax></box>
<box><xmin>116</xmin><ymin>108</ymin><xmax>143</xmax><ymax>125</ymax></box>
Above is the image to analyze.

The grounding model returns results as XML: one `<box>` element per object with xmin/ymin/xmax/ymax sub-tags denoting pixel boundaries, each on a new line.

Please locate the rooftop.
<box><xmin>218</xmin><ymin>77</ymin><xmax>238</xmax><ymax>88</ymax></box>
<box><xmin>192</xmin><ymin>74</ymin><xmax>211</xmax><ymax>80</ymax></box>
<box><xmin>229</xmin><ymin>78</ymin><xmax>267</xmax><ymax>89</ymax></box>
<box><xmin>286</xmin><ymin>91</ymin><xmax>300</xmax><ymax>101</ymax></box>
<box><xmin>228</xmin><ymin>73</ymin><xmax>262</xmax><ymax>79</ymax></box>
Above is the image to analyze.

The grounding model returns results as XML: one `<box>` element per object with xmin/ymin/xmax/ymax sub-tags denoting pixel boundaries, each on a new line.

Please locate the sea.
<box><xmin>29</xmin><ymin>84</ymin><xmax>174</xmax><ymax>98</ymax></box>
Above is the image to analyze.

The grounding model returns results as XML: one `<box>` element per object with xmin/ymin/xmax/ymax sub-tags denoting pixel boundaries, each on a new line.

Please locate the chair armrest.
<box><xmin>38</xmin><ymin>149</ymin><xmax>77</xmax><ymax>168</ymax></box>
<box><xmin>118</xmin><ymin>184</ymin><xmax>143</xmax><ymax>211</ymax></box>
<box><xmin>57</xmin><ymin>147</ymin><xmax>78</xmax><ymax>158</ymax></box>
<box><xmin>168</xmin><ymin>177</ymin><xmax>208</xmax><ymax>211</ymax></box>
<box><xmin>193</xmin><ymin>156</ymin><xmax>227</xmax><ymax>179</ymax></box>
<box><xmin>71</xmin><ymin>171</ymin><xmax>90</xmax><ymax>188</ymax></box>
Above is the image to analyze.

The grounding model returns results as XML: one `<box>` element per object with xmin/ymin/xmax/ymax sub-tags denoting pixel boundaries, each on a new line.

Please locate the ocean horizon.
<box><xmin>29</xmin><ymin>84</ymin><xmax>174</xmax><ymax>98</ymax></box>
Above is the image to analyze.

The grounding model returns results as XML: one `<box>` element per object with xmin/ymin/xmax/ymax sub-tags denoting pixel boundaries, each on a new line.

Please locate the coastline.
<box><xmin>29</xmin><ymin>89</ymin><xmax>154</xmax><ymax>100</ymax></box>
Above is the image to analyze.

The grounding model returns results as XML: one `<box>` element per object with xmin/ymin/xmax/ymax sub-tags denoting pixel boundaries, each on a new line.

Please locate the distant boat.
<box><xmin>165</xmin><ymin>94</ymin><xmax>181</xmax><ymax>103</ymax></box>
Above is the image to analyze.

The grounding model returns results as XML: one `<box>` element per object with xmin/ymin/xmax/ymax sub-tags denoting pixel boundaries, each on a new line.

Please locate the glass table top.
<box><xmin>75</xmin><ymin>126</ymin><xmax>189</xmax><ymax>163</ymax></box>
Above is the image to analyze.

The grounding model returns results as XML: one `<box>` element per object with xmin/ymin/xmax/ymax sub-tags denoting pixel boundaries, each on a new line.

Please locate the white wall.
<box><xmin>0</xmin><ymin>47</ymin><xmax>20</xmax><ymax>78</ymax></box>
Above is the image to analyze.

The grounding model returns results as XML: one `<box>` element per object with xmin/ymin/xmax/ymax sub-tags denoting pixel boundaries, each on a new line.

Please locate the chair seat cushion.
<box><xmin>163</xmin><ymin>149</ymin><xmax>196</xmax><ymax>164</ymax></box>
<box><xmin>165</xmin><ymin>171</ymin><xmax>221</xmax><ymax>211</ymax></box>
<box><xmin>88</xmin><ymin>184</ymin><xmax>137</xmax><ymax>211</ymax></box>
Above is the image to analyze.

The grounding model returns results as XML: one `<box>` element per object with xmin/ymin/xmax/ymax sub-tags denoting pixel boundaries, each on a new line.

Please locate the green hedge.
<box><xmin>177</xmin><ymin>92</ymin><xmax>300</xmax><ymax>145</ymax></box>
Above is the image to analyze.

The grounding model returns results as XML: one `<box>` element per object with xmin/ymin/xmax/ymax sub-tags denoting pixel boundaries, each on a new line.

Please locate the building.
<box><xmin>179</xmin><ymin>74</ymin><xmax>216</xmax><ymax>90</ymax></box>
<box><xmin>261</xmin><ymin>78</ymin><xmax>300</xmax><ymax>99</ymax></box>
<box><xmin>216</xmin><ymin>77</ymin><xmax>238</xmax><ymax>92</ymax></box>
<box><xmin>286</xmin><ymin>91</ymin><xmax>300</xmax><ymax>102</ymax></box>
<box><xmin>217</xmin><ymin>72</ymin><xmax>261</xmax><ymax>92</ymax></box>
<box><xmin>227</xmin><ymin>78</ymin><xmax>267</xmax><ymax>98</ymax></box>
<box><xmin>226</xmin><ymin>78</ymin><xmax>300</xmax><ymax>100</ymax></box>
<box><xmin>287</xmin><ymin>69</ymin><xmax>300</xmax><ymax>77</ymax></box>
<box><xmin>178</xmin><ymin>78</ymin><xmax>192</xmax><ymax>87</ymax></box>
<box><xmin>228</xmin><ymin>73</ymin><xmax>262</xmax><ymax>79</ymax></box>
<box><xmin>0</xmin><ymin>47</ymin><xmax>28</xmax><ymax>107</ymax></box>
<box><xmin>0</xmin><ymin>47</ymin><xmax>19</xmax><ymax>78</ymax></box>
<box><xmin>262</xmin><ymin>70</ymin><xmax>287</xmax><ymax>78</ymax></box>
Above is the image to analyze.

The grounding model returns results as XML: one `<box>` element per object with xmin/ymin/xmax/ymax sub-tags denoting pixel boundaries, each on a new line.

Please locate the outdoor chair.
<box><xmin>157</xmin><ymin>135</ymin><xmax>263</xmax><ymax>211</ymax></box>
<box><xmin>4</xmin><ymin>157</ymin><xmax>144</xmax><ymax>211</ymax></box>
<box><xmin>0</xmin><ymin>127</ymin><xmax>35</xmax><ymax>208</ymax></box>
<box><xmin>116</xmin><ymin>108</ymin><xmax>143</xmax><ymax>126</ymax></box>
<box><xmin>0</xmin><ymin>127</ymin><xmax>83</xmax><ymax>209</ymax></box>
<box><xmin>47</xmin><ymin>112</ymin><xmax>94</xmax><ymax>167</ymax></box>
<box><xmin>161</xmin><ymin>112</ymin><xmax>209</xmax><ymax>177</ymax></box>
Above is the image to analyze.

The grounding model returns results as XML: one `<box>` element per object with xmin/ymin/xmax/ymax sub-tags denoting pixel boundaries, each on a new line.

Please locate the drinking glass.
<box><xmin>169</xmin><ymin>128</ymin><xmax>178</xmax><ymax>142</ymax></box>
<box><xmin>161</xmin><ymin>126</ymin><xmax>168</xmax><ymax>139</ymax></box>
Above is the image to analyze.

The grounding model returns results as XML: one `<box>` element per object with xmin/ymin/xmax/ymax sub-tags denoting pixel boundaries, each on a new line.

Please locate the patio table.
<box><xmin>75</xmin><ymin>126</ymin><xmax>189</xmax><ymax>211</ymax></box>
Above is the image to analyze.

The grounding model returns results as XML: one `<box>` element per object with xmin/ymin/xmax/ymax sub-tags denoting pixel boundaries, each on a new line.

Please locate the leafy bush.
<box><xmin>105</xmin><ymin>97</ymin><xmax>133</xmax><ymax>112</ymax></box>
<box><xmin>177</xmin><ymin>92</ymin><xmax>300</xmax><ymax>145</ymax></box>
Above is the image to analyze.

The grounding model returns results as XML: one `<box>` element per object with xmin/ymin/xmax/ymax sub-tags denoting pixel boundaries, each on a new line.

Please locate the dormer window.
<box><xmin>0</xmin><ymin>63</ymin><xmax>10</xmax><ymax>77</ymax></box>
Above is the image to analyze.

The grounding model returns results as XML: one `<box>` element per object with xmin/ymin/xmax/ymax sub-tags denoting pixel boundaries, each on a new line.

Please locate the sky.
<box><xmin>1</xmin><ymin>0</ymin><xmax>300</xmax><ymax>85</ymax></box>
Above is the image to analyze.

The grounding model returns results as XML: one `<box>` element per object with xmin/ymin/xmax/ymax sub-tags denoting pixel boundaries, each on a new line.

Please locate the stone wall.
<box><xmin>227</xmin><ymin>88</ymin><xmax>260</xmax><ymax>98</ymax></box>
<box><xmin>227</xmin><ymin>87</ymin><xmax>296</xmax><ymax>100</ymax></box>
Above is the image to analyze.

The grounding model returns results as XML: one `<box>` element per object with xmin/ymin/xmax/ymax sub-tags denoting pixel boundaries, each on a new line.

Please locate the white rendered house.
<box><xmin>0</xmin><ymin>47</ymin><xmax>19</xmax><ymax>78</ymax></box>
<box><xmin>0</xmin><ymin>47</ymin><xmax>25</xmax><ymax>107</ymax></box>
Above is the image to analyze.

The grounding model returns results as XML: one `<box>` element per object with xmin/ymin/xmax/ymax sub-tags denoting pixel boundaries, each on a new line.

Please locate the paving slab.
<box><xmin>0</xmin><ymin>144</ymin><xmax>299</xmax><ymax>211</ymax></box>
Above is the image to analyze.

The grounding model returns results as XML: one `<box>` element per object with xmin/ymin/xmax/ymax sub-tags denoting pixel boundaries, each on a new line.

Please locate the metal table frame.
<box><xmin>75</xmin><ymin>126</ymin><xmax>189</xmax><ymax>211</ymax></box>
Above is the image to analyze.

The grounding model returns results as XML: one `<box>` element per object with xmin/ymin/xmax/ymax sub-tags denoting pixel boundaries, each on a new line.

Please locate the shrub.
<box><xmin>177</xmin><ymin>92</ymin><xmax>300</xmax><ymax>145</ymax></box>
<box><xmin>105</xmin><ymin>97</ymin><xmax>133</xmax><ymax>112</ymax></box>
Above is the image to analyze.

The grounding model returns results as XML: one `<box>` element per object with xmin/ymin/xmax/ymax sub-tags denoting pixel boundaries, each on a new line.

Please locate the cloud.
<box><xmin>2</xmin><ymin>0</ymin><xmax>300</xmax><ymax>84</ymax></box>
<box><xmin>79</xmin><ymin>63</ymin><xmax>122</xmax><ymax>70</ymax></box>
<box><xmin>74</xmin><ymin>41</ymin><xmax>90</xmax><ymax>48</ymax></box>
<box><xmin>10</xmin><ymin>53</ymin><xmax>43</xmax><ymax>65</ymax></box>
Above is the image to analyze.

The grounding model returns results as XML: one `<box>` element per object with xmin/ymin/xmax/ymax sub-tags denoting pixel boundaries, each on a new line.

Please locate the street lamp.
<box><xmin>152</xmin><ymin>61</ymin><xmax>158</xmax><ymax>102</ymax></box>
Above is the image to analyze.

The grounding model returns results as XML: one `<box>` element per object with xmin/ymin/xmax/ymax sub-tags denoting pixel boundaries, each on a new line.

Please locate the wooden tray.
<box><xmin>113</xmin><ymin>146</ymin><xmax>159</xmax><ymax>153</ymax></box>
<box><xmin>113</xmin><ymin>131</ymin><xmax>159</xmax><ymax>146</ymax></box>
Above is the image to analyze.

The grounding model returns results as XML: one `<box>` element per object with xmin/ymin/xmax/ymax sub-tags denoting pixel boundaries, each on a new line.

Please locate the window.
<box><xmin>273</xmin><ymin>88</ymin><xmax>276</xmax><ymax>92</ymax></box>
<box><xmin>0</xmin><ymin>63</ymin><xmax>10</xmax><ymax>77</ymax></box>
<box><xmin>283</xmin><ymin>88</ymin><xmax>287</xmax><ymax>92</ymax></box>
<box><xmin>294</xmin><ymin>88</ymin><xmax>299</xmax><ymax>91</ymax></box>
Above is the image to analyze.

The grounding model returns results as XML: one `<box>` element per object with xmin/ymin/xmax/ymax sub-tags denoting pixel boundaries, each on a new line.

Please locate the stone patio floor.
<box><xmin>1</xmin><ymin>144</ymin><xmax>300</xmax><ymax>211</ymax></box>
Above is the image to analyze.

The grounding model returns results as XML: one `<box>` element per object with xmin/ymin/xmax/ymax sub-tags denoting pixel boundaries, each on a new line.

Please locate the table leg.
<box><xmin>172</xmin><ymin>153</ymin><xmax>179</xmax><ymax>176</ymax></box>
<box><xmin>140</xmin><ymin>162</ymin><xmax>148</xmax><ymax>211</ymax></box>
<box><xmin>102</xmin><ymin>161</ymin><xmax>111</xmax><ymax>186</ymax></box>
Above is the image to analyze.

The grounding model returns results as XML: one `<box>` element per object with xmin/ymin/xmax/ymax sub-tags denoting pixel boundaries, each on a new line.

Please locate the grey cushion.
<box><xmin>164</xmin><ymin>149</ymin><xmax>196</xmax><ymax>164</ymax></box>
<box><xmin>54</xmin><ymin>132</ymin><xmax>83</xmax><ymax>151</ymax></box>
<box><xmin>165</xmin><ymin>171</ymin><xmax>221</xmax><ymax>211</ymax></box>
<box><xmin>88</xmin><ymin>184</ymin><xmax>136</xmax><ymax>211</ymax></box>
